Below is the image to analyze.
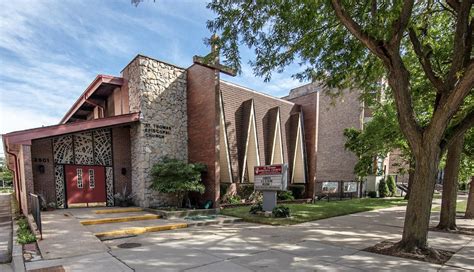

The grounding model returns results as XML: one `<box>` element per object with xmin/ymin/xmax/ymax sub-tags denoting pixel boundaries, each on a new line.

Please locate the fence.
<box><xmin>315</xmin><ymin>181</ymin><xmax>362</xmax><ymax>200</ymax></box>
<box><xmin>29</xmin><ymin>193</ymin><xmax>42</xmax><ymax>239</ymax></box>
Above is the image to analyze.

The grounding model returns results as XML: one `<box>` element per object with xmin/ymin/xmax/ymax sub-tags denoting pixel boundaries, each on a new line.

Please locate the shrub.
<box><xmin>288</xmin><ymin>185</ymin><xmax>305</xmax><ymax>199</ymax></box>
<box><xmin>459</xmin><ymin>182</ymin><xmax>468</xmax><ymax>191</ymax></box>
<box><xmin>368</xmin><ymin>191</ymin><xmax>377</xmax><ymax>198</ymax></box>
<box><xmin>386</xmin><ymin>176</ymin><xmax>397</xmax><ymax>196</ymax></box>
<box><xmin>150</xmin><ymin>158</ymin><xmax>206</xmax><ymax>208</ymax></box>
<box><xmin>248</xmin><ymin>191</ymin><xmax>263</xmax><ymax>203</ymax></box>
<box><xmin>227</xmin><ymin>194</ymin><xmax>242</xmax><ymax>204</ymax></box>
<box><xmin>249</xmin><ymin>202</ymin><xmax>263</xmax><ymax>214</ymax></box>
<box><xmin>17</xmin><ymin>218</ymin><xmax>36</xmax><ymax>245</ymax></box>
<box><xmin>272</xmin><ymin>205</ymin><xmax>291</xmax><ymax>218</ymax></box>
<box><xmin>277</xmin><ymin>190</ymin><xmax>295</xmax><ymax>201</ymax></box>
<box><xmin>378</xmin><ymin>179</ymin><xmax>389</xmax><ymax>198</ymax></box>
<box><xmin>237</xmin><ymin>184</ymin><xmax>255</xmax><ymax>200</ymax></box>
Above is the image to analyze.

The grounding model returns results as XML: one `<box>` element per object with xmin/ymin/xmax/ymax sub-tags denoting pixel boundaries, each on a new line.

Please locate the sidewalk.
<box><xmin>0</xmin><ymin>193</ymin><xmax>12</xmax><ymax>264</ymax></box>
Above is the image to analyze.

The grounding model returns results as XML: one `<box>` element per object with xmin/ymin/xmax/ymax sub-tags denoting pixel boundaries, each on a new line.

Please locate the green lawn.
<box><xmin>221</xmin><ymin>197</ymin><xmax>407</xmax><ymax>225</ymax></box>
<box><xmin>432</xmin><ymin>200</ymin><xmax>467</xmax><ymax>213</ymax></box>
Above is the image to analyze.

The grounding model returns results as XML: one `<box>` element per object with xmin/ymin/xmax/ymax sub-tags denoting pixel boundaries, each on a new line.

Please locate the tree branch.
<box><xmin>388</xmin><ymin>0</ymin><xmax>415</xmax><ymax>48</ymax></box>
<box><xmin>408</xmin><ymin>27</ymin><xmax>445</xmax><ymax>92</ymax></box>
<box><xmin>330</xmin><ymin>0</ymin><xmax>391</xmax><ymax>65</ymax></box>
<box><xmin>445</xmin><ymin>0</ymin><xmax>472</xmax><ymax>90</ymax></box>
<box><xmin>429</xmin><ymin>60</ymin><xmax>474</xmax><ymax>141</ymax></box>
<box><xmin>442</xmin><ymin>109</ymin><xmax>474</xmax><ymax>151</ymax></box>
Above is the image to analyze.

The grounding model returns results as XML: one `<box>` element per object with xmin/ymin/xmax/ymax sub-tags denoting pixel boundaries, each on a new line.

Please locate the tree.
<box><xmin>207</xmin><ymin>0</ymin><xmax>473</xmax><ymax>252</ymax></box>
<box><xmin>150</xmin><ymin>158</ymin><xmax>206</xmax><ymax>208</ymax></box>
<box><xmin>378</xmin><ymin>178</ymin><xmax>389</xmax><ymax>198</ymax></box>
<box><xmin>0</xmin><ymin>157</ymin><xmax>13</xmax><ymax>187</ymax></box>
<box><xmin>386</xmin><ymin>175</ymin><xmax>397</xmax><ymax>197</ymax></box>
<box><xmin>466</xmin><ymin>177</ymin><xmax>474</xmax><ymax>219</ymax></box>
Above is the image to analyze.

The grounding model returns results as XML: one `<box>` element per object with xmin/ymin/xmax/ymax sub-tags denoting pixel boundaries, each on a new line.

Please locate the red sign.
<box><xmin>254</xmin><ymin>165</ymin><xmax>283</xmax><ymax>176</ymax></box>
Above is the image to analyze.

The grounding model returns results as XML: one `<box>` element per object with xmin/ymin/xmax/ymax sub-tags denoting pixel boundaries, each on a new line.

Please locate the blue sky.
<box><xmin>0</xmin><ymin>0</ymin><xmax>305</xmax><ymax>156</ymax></box>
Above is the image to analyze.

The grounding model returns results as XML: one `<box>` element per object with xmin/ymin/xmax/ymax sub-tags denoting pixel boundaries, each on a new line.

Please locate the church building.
<box><xmin>2</xmin><ymin>52</ymin><xmax>364</xmax><ymax>215</ymax></box>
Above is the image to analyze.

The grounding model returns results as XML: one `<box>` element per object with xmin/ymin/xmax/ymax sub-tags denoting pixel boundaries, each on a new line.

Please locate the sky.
<box><xmin>0</xmin><ymin>0</ymin><xmax>306</xmax><ymax>157</ymax></box>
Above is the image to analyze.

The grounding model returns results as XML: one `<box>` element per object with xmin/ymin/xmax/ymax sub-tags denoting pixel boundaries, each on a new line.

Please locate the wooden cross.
<box><xmin>193</xmin><ymin>34</ymin><xmax>237</xmax><ymax>77</ymax></box>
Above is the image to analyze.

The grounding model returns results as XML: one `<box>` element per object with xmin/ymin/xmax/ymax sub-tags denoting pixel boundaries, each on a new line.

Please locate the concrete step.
<box><xmin>94</xmin><ymin>222</ymin><xmax>189</xmax><ymax>239</ymax></box>
<box><xmin>80</xmin><ymin>214</ymin><xmax>161</xmax><ymax>225</ymax></box>
<box><xmin>93</xmin><ymin>207</ymin><xmax>143</xmax><ymax>214</ymax></box>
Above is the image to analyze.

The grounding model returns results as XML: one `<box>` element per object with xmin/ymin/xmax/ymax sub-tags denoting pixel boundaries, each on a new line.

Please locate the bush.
<box><xmin>237</xmin><ymin>184</ymin><xmax>255</xmax><ymax>200</ymax></box>
<box><xmin>386</xmin><ymin>176</ymin><xmax>397</xmax><ymax>196</ymax></box>
<box><xmin>227</xmin><ymin>194</ymin><xmax>242</xmax><ymax>204</ymax></box>
<box><xmin>249</xmin><ymin>203</ymin><xmax>263</xmax><ymax>214</ymax></box>
<box><xmin>272</xmin><ymin>205</ymin><xmax>291</xmax><ymax>218</ymax></box>
<box><xmin>277</xmin><ymin>190</ymin><xmax>295</xmax><ymax>201</ymax></box>
<box><xmin>459</xmin><ymin>182</ymin><xmax>468</xmax><ymax>191</ymax></box>
<box><xmin>378</xmin><ymin>179</ymin><xmax>389</xmax><ymax>198</ymax></box>
<box><xmin>368</xmin><ymin>191</ymin><xmax>377</xmax><ymax>198</ymax></box>
<box><xmin>248</xmin><ymin>191</ymin><xmax>263</xmax><ymax>203</ymax></box>
<box><xmin>288</xmin><ymin>185</ymin><xmax>305</xmax><ymax>199</ymax></box>
<box><xmin>17</xmin><ymin>218</ymin><xmax>36</xmax><ymax>245</ymax></box>
<box><xmin>150</xmin><ymin>158</ymin><xmax>206</xmax><ymax>208</ymax></box>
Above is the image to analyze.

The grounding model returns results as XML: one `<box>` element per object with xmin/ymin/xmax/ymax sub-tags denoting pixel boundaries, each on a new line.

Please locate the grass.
<box><xmin>432</xmin><ymin>200</ymin><xmax>467</xmax><ymax>213</ymax></box>
<box><xmin>0</xmin><ymin>187</ymin><xmax>13</xmax><ymax>193</ymax></box>
<box><xmin>221</xmin><ymin>197</ymin><xmax>407</xmax><ymax>225</ymax></box>
<box><xmin>17</xmin><ymin>218</ymin><xmax>37</xmax><ymax>245</ymax></box>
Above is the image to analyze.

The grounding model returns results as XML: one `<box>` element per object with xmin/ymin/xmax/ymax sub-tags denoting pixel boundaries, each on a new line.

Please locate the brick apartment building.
<box><xmin>2</xmin><ymin>53</ymin><xmax>365</xmax><ymax>215</ymax></box>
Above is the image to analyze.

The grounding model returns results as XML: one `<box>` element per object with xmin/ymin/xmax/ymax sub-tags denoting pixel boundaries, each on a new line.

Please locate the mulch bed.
<box><xmin>364</xmin><ymin>241</ymin><xmax>454</xmax><ymax>265</ymax></box>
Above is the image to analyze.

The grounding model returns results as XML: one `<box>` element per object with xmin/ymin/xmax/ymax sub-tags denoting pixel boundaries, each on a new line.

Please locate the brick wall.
<box><xmin>31</xmin><ymin>138</ymin><xmax>55</xmax><ymax>205</ymax></box>
<box><xmin>112</xmin><ymin>126</ymin><xmax>132</xmax><ymax>195</ymax></box>
<box><xmin>186</xmin><ymin>63</ymin><xmax>220</xmax><ymax>205</ymax></box>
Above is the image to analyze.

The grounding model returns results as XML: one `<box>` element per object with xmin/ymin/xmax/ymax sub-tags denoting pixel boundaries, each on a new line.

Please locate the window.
<box><xmin>89</xmin><ymin>169</ymin><xmax>95</xmax><ymax>188</ymax></box>
<box><xmin>77</xmin><ymin>168</ymin><xmax>83</xmax><ymax>188</ymax></box>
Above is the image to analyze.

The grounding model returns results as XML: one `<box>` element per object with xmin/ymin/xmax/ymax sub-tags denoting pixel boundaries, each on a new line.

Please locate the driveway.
<box><xmin>26</xmin><ymin>205</ymin><xmax>473</xmax><ymax>271</ymax></box>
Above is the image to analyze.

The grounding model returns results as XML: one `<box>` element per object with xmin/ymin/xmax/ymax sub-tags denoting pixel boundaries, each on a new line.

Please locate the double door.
<box><xmin>65</xmin><ymin>165</ymin><xmax>106</xmax><ymax>207</ymax></box>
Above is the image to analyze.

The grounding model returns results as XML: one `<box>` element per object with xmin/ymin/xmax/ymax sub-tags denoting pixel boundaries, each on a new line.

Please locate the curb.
<box><xmin>94</xmin><ymin>207</ymin><xmax>144</xmax><ymax>214</ymax></box>
<box><xmin>94</xmin><ymin>223</ymin><xmax>188</xmax><ymax>239</ymax></box>
<box><xmin>11</xmin><ymin>223</ymin><xmax>25</xmax><ymax>272</ymax></box>
<box><xmin>80</xmin><ymin>214</ymin><xmax>160</xmax><ymax>225</ymax></box>
<box><xmin>186</xmin><ymin>217</ymin><xmax>242</xmax><ymax>227</ymax></box>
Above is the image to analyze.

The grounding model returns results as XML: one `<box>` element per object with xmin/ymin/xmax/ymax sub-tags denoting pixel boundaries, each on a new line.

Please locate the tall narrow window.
<box><xmin>89</xmin><ymin>169</ymin><xmax>95</xmax><ymax>189</ymax></box>
<box><xmin>242</xmin><ymin>101</ymin><xmax>260</xmax><ymax>183</ymax></box>
<box><xmin>292</xmin><ymin>113</ymin><xmax>306</xmax><ymax>184</ymax></box>
<box><xmin>271</xmin><ymin>109</ymin><xmax>284</xmax><ymax>165</ymax></box>
<box><xmin>77</xmin><ymin>168</ymin><xmax>83</xmax><ymax>188</ymax></box>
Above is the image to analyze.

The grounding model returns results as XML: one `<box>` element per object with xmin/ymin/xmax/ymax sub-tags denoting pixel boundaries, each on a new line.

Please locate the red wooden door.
<box><xmin>65</xmin><ymin>165</ymin><xmax>106</xmax><ymax>206</ymax></box>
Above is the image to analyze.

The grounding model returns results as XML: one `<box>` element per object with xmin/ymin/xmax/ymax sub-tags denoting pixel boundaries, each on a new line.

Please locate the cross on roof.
<box><xmin>193</xmin><ymin>34</ymin><xmax>237</xmax><ymax>77</ymax></box>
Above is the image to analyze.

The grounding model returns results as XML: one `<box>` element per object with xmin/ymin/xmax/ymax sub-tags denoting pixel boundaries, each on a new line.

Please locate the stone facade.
<box><xmin>122</xmin><ymin>55</ymin><xmax>188</xmax><ymax>207</ymax></box>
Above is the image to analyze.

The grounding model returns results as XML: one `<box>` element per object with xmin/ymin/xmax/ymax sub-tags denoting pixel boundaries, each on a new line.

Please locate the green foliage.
<box><xmin>378</xmin><ymin>179</ymin><xmax>389</xmax><ymax>198</ymax></box>
<box><xmin>288</xmin><ymin>185</ymin><xmax>305</xmax><ymax>199</ymax></box>
<box><xmin>237</xmin><ymin>184</ymin><xmax>254</xmax><ymax>200</ymax></box>
<box><xmin>272</xmin><ymin>205</ymin><xmax>291</xmax><ymax>218</ymax></box>
<box><xmin>277</xmin><ymin>190</ymin><xmax>295</xmax><ymax>201</ymax></box>
<box><xmin>0</xmin><ymin>157</ymin><xmax>13</xmax><ymax>187</ymax></box>
<box><xmin>249</xmin><ymin>202</ymin><xmax>263</xmax><ymax>214</ymax></box>
<box><xmin>150</xmin><ymin>158</ymin><xmax>206</xmax><ymax>207</ymax></box>
<box><xmin>386</xmin><ymin>176</ymin><xmax>397</xmax><ymax>197</ymax></box>
<box><xmin>227</xmin><ymin>194</ymin><xmax>241</xmax><ymax>204</ymax></box>
<box><xmin>248</xmin><ymin>191</ymin><xmax>263</xmax><ymax>203</ymax></box>
<box><xmin>17</xmin><ymin>218</ymin><xmax>36</xmax><ymax>245</ymax></box>
<box><xmin>368</xmin><ymin>191</ymin><xmax>378</xmax><ymax>198</ymax></box>
<box><xmin>459</xmin><ymin>182</ymin><xmax>468</xmax><ymax>191</ymax></box>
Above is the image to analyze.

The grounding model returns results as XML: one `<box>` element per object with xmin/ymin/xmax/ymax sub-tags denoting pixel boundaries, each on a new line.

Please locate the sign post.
<box><xmin>254</xmin><ymin>164</ymin><xmax>288</xmax><ymax>212</ymax></box>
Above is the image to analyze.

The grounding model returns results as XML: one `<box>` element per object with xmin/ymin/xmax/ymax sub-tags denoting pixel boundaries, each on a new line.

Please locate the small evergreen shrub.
<box><xmin>277</xmin><ymin>190</ymin><xmax>295</xmax><ymax>201</ymax></box>
<box><xmin>368</xmin><ymin>191</ymin><xmax>377</xmax><ymax>198</ymax></box>
<box><xmin>378</xmin><ymin>179</ymin><xmax>389</xmax><ymax>198</ymax></box>
<box><xmin>386</xmin><ymin>176</ymin><xmax>397</xmax><ymax>196</ymax></box>
<box><xmin>288</xmin><ymin>185</ymin><xmax>305</xmax><ymax>199</ymax></box>
<box><xmin>459</xmin><ymin>182</ymin><xmax>468</xmax><ymax>191</ymax></box>
<box><xmin>17</xmin><ymin>218</ymin><xmax>36</xmax><ymax>245</ymax></box>
<box><xmin>272</xmin><ymin>205</ymin><xmax>291</xmax><ymax>218</ymax></box>
<box><xmin>249</xmin><ymin>203</ymin><xmax>263</xmax><ymax>214</ymax></box>
<box><xmin>150</xmin><ymin>158</ymin><xmax>206</xmax><ymax>208</ymax></box>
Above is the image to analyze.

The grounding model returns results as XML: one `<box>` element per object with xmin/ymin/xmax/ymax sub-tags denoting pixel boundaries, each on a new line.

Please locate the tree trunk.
<box><xmin>398</xmin><ymin>146</ymin><xmax>440</xmax><ymax>251</ymax></box>
<box><xmin>437</xmin><ymin>135</ymin><xmax>464</xmax><ymax>230</ymax></box>
<box><xmin>466</xmin><ymin>176</ymin><xmax>474</xmax><ymax>219</ymax></box>
<box><xmin>405</xmin><ymin>165</ymin><xmax>414</xmax><ymax>200</ymax></box>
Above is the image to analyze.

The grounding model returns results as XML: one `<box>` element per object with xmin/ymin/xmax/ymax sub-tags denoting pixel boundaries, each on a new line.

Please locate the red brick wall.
<box><xmin>187</xmin><ymin>64</ymin><xmax>220</xmax><ymax>206</ymax></box>
<box><xmin>112</xmin><ymin>126</ymin><xmax>132</xmax><ymax>194</ymax></box>
<box><xmin>220</xmin><ymin>81</ymin><xmax>298</xmax><ymax>184</ymax></box>
<box><xmin>31</xmin><ymin>138</ymin><xmax>55</xmax><ymax>205</ymax></box>
<box><xmin>287</xmin><ymin>92</ymin><xmax>318</xmax><ymax>198</ymax></box>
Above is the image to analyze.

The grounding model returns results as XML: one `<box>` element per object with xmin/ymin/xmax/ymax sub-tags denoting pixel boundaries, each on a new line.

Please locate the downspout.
<box><xmin>5</xmin><ymin>147</ymin><xmax>22</xmax><ymax>213</ymax></box>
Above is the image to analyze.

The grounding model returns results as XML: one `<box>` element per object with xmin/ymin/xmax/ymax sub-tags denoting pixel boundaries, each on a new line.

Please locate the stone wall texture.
<box><xmin>122</xmin><ymin>55</ymin><xmax>188</xmax><ymax>207</ymax></box>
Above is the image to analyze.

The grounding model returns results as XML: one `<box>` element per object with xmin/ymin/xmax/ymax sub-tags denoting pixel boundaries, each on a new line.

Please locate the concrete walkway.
<box><xmin>26</xmin><ymin>205</ymin><xmax>473</xmax><ymax>271</ymax></box>
<box><xmin>0</xmin><ymin>193</ymin><xmax>12</xmax><ymax>264</ymax></box>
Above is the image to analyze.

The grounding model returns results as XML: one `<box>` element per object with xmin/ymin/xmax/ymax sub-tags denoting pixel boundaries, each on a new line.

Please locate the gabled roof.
<box><xmin>60</xmin><ymin>75</ymin><xmax>124</xmax><ymax>124</ymax></box>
